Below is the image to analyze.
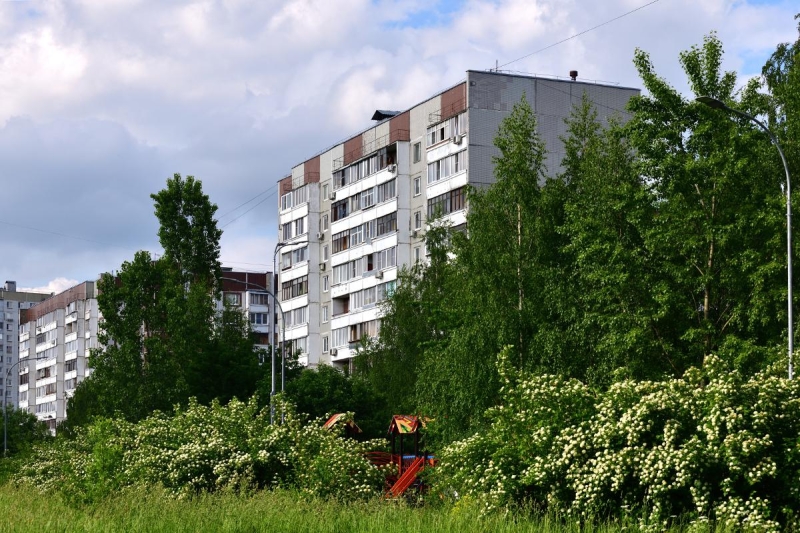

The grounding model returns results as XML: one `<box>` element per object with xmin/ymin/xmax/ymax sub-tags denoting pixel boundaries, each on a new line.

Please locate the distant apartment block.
<box><xmin>218</xmin><ymin>268</ymin><xmax>276</xmax><ymax>357</ymax></box>
<box><xmin>276</xmin><ymin>70</ymin><xmax>639</xmax><ymax>370</ymax></box>
<box><xmin>0</xmin><ymin>281</ymin><xmax>50</xmax><ymax>412</ymax></box>
<box><xmin>18</xmin><ymin>281</ymin><xmax>99</xmax><ymax>432</ymax></box>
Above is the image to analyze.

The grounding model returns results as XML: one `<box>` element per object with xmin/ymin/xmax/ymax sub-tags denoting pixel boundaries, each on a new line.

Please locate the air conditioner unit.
<box><xmin>388</xmin><ymin>164</ymin><xmax>397</xmax><ymax>173</ymax></box>
<box><xmin>452</xmin><ymin>134</ymin><xmax>464</xmax><ymax>145</ymax></box>
<box><xmin>375</xmin><ymin>271</ymin><xmax>384</xmax><ymax>280</ymax></box>
<box><xmin>329</xmin><ymin>191</ymin><xmax>336</xmax><ymax>201</ymax></box>
<box><xmin>319</xmin><ymin>263</ymin><xmax>326</xmax><ymax>271</ymax></box>
<box><xmin>330</xmin><ymin>348</ymin><xmax>338</xmax><ymax>357</ymax></box>
<box><xmin>316</xmin><ymin>232</ymin><xmax>323</xmax><ymax>240</ymax></box>
<box><xmin>411</xmin><ymin>229</ymin><xmax>419</xmax><ymax>238</ymax></box>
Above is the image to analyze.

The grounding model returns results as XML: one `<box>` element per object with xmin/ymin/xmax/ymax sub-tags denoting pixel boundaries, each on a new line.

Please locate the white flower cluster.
<box><xmin>434</xmin><ymin>347</ymin><xmax>800</xmax><ymax>531</ymax></box>
<box><xmin>15</xmin><ymin>397</ymin><xmax>386</xmax><ymax>503</ymax></box>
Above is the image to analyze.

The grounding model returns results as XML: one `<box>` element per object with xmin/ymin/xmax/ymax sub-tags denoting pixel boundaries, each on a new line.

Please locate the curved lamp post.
<box><xmin>697</xmin><ymin>96</ymin><xmax>793</xmax><ymax>379</ymax></box>
<box><xmin>220</xmin><ymin>277</ymin><xmax>285</xmax><ymax>424</ymax></box>
<box><xmin>4</xmin><ymin>356</ymin><xmax>47</xmax><ymax>456</ymax></box>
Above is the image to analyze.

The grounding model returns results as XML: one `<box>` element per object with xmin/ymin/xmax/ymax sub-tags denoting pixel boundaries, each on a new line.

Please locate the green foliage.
<box><xmin>435</xmin><ymin>347</ymin><xmax>800</xmax><ymax>531</ymax></box>
<box><xmin>1</xmin><ymin>405</ymin><xmax>51</xmax><ymax>457</ymax></box>
<box><xmin>66</xmin><ymin>174</ymin><xmax>264</xmax><ymax>428</ymax></box>
<box><xmin>284</xmin><ymin>365</ymin><xmax>390</xmax><ymax>439</ymax></box>
<box><xmin>17</xmin><ymin>397</ymin><xmax>387</xmax><ymax>504</ymax></box>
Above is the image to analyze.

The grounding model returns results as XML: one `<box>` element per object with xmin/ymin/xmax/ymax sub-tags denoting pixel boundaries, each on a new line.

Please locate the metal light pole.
<box><xmin>4</xmin><ymin>356</ymin><xmax>47</xmax><ymax>457</ymax></box>
<box><xmin>271</xmin><ymin>240</ymin><xmax>309</xmax><ymax>411</ymax></box>
<box><xmin>219</xmin><ymin>277</ymin><xmax>285</xmax><ymax>424</ymax></box>
<box><xmin>697</xmin><ymin>96</ymin><xmax>794</xmax><ymax>379</ymax></box>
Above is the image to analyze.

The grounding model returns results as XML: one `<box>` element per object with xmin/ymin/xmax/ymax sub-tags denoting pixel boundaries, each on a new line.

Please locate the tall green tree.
<box><xmin>627</xmin><ymin>33</ymin><xmax>786</xmax><ymax>372</ymax></box>
<box><xmin>66</xmin><ymin>174</ymin><xmax>263</xmax><ymax>427</ymax></box>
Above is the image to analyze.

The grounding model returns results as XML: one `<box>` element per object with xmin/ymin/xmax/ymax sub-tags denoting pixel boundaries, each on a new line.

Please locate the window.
<box><xmin>426</xmin><ymin>113</ymin><xmax>466</xmax><ymax>147</ymax></box>
<box><xmin>64</xmin><ymin>340</ymin><xmax>78</xmax><ymax>354</ymax></box>
<box><xmin>322</xmin><ymin>305</ymin><xmax>329</xmax><ymax>323</ymax></box>
<box><xmin>65</xmin><ymin>378</ymin><xmax>77</xmax><ymax>391</ymax></box>
<box><xmin>294</xmin><ymin>216</ymin><xmax>306</xmax><ymax>237</ymax></box>
<box><xmin>281</xmin><ymin>276</ymin><xmax>309</xmax><ymax>300</ymax></box>
<box><xmin>282</xmin><ymin>251</ymin><xmax>292</xmax><ymax>270</ymax></box>
<box><xmin>36</xmin><ymin>365</ymin><xmax>54</xmax><ymax>380</ymax></box>
<box><xmin>414</xmin><ymin>247</ymin><xmax>421</xmax><ymax>263</ymax></box>
<box><xmin>284</xmin><ymin>306</ymin><xmax>308</xmax><ymax>328</ymax></box>
<box><xmin>35</xmin><ymin>401</ymin><xmax>56</xmax><ymax>414</ymax></box>
<box><xmin>413</xmin><ymin>142</ymin><xmax>421</xmax><ymax>163</ymax></box>
<box><xmin>321</xmin><ymin>214</ymin><xmax>329</xmax><ymax>231</ymax></box>
<box><xmin>282</xmin><ymin>223</ymin><xmax>292</xmax><ymax>240</ymax></box>
<box><xmin>19</xmin><ymin>373</ymin><xmax>28</xmax><ymax>386</ymax></box>
<box><xmin>250</xmin><ymin>313</ymin><xmax>269</xmax><ymax>325</ymax></box>
<box><xmin>293</xmin><ymin>186</ymin><xmax>308</xmax><ymax>206</ymax></box>
<box><xmin>65</xmin><ymin>359</ymin><xmax>77</xmax><ymax>373</ymax></box>
<box><xmin>332</xmin><ymin>199</ymin><xmax>349</xmax><ymax>222</ymax></box>
<box><xmin>332</xmin><ymin>327</ymin><xmax>348</xmax><ymax>348</ymax></box>
<box><xmin>428</xmin><ymin>187</ymin><xmax>466</xmax><ymax>218</ymax></box>
<box><xmin>224</xmin><ymin>292</ymin><xmax>242</xmax><ymax>306</ymax></box>
<box><xmin>5</xmin><ymin>346</ymin><xmax>10</xmax><ymax>354</ymax></box>
<box><xmin>323</xmin><ymin>336</ymin><xmax>329</xmax><ymax>352</ymax></box>
<box><xmin>323</xmin><ymin>245</ymin><xmax>329</xmax><ymax>261</ymax></box>
<box><xmin>375</xmin><ymin>212</ymin><xmax>397</xmax><ymax>237</ymax></box>
<box><xmin>322</xmin><ymin>184</ymin><xmax>329</xmax><ymax>200</ymax></box>
<box><xmin>350</xmin><ymin>224</ymin><xmax>365</xmax><ymax>248</ymax></box>
<box><xmin>414</xmin><ymin>211</ymin><xmax>422</xmax><ymax>230</ymax></box>
<box><xmin>250</xmin><ymin>293</ymin><xmax>269</xmax><ymax>305</ymax></box>
<box><xmin>376</xmin><ymin>179</ymin><xmax>396</xmax><ymax>203</ymax></box>
<box><xmin>414</xmin><ymin>177</ymin><xmax>421</xmax><ymax>196</ymax></box>
<box><xmin>323</xmin><ymin>276</ymin><xmax>329</xmax><ymax>292</ymax></box>
<box><xmin>280</xmin><ymin>192</ymin><xmax>293</xmax><ymax>211</ymax></box>
<box><xmin>427</xmin><ymin>150</ymin><xmax>466</xmax><ymax>184</ymax></box>
<box><xmin>361</xmin><ymin>187</ymin><xmax>375</xmax><ymax>209</ymax></box>
<box><xmin>376</xmin><ymin>247</ymin><xmax>397</xmax><ymax>270</ymax></box>
<box><xmin>291</xmin><ymin>336</ymin><xmax>308</xmax><ymax>354</ymax></box>
<box><xmin>332</xmin><ymin>230</ymin><xmax>350</xmax><ymax>254</ymax></box>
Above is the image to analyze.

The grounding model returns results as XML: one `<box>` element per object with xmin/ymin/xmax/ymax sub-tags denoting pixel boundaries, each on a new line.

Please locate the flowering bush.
<box><xmin>434</xmin><ymin>347</ymin><xmax>800</xmax><ymax>531</ymax></box>
<box><xmin>16</xmin><ymin>396</ymin><xmax>386</xmax><ymax>503</ymax></box>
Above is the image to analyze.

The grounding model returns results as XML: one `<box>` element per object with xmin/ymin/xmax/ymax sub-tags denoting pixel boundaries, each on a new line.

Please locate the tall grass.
<box><xmin>0</xmin><ymin>483</ymin><xmax>722</xmax><ymax>533</ymax></box>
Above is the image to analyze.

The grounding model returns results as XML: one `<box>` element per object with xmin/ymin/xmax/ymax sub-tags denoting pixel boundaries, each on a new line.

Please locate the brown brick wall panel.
<box><xmin>343</xmin><ymin>135</ymin><xmax>363</xmax><ymax>166</ymax></box>
<box><xmin>304</xmin><ymin>155</ymin><xmax>320</xmax><ymax>184</ymax></box>
<box><xmin>441</xmin><ymin>83</ymin><xmax>467</xmax><ymax>121</ymax></box>
<box><xmin>389</xmin><ymin>111</ymin><xmax>410</xmax><ymax>143</ymax></box>
<box><xmin>25</xmin><ymin>282</ymin><xmax>92</xmax><ymax>323</ymax></box>
<box><xmin>221</xmin><ymin>272</ymin><xmax>269</xmax><ymax>292</ymax></box>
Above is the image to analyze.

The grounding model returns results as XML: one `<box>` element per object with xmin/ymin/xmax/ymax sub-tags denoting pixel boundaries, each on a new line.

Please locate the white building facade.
<box><xmin>18</xmin><ymin>281</ymin><xmax>99</xmax><ymax>432</ymax></box>
<box><xmin>0</xmin><ymin>281</ymin><xmax>50</xmax><ymax>412</ymax></box>
<box><xmin>277</xmin><ymin>70</ymin><xmax>640</xmax><ymax>371</ymax></box>
<box><xmin>218</xmin><ymin>269</ymin><xmax>275</xmax><ymax>357</ymax></box>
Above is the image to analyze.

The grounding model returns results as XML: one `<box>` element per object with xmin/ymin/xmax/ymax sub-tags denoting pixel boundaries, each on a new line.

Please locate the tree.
<box><xmin>626</xmin><ymin>33</ymin><xmax>786</xmax><ymax>372</ymax></box>
<box><xmin>284</xmin><ymin>365</ymin><xmax>390</xmax><ymax>439</ymax></box>
<box><xmin>67</xmin><ymin>174</ymin><xmax>263</xmax><ymax>427</ymax></box>
<box><xmin>1</xmin><ymin>405</ymin><xmax>50</xmax><ymax>457</ymax></box>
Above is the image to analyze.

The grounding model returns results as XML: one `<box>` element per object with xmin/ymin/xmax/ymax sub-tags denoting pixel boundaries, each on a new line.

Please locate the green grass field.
<box><xmin>0</xmin><ymin>483</ymin><xmax>651</xmax><ymax>533</ymax></box>
<box><xmin>0</xmin><ymin>482</ymin><xmax>730</xmax><ymax>533</ymax></box>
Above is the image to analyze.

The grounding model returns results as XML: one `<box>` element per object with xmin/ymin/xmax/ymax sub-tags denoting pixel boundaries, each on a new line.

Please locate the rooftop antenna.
<box><xmin>495</xmin><ymin>59</ymin><xmax>499</xmax><ymax>72</ymax></box>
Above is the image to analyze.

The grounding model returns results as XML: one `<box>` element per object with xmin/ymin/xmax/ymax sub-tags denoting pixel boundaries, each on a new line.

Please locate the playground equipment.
<box><xmin>324</xmin><ymin>413</ymin><xmax>436</xmax><ymax>498</ymax></box>
<box><xmin>380</xmin><ymin>415</ymin><xmax>436</xmax><ymax>498</ymax></box>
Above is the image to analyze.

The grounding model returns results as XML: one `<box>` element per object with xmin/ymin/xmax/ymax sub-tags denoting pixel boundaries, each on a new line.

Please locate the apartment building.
<box><xmin>277</xmin><ymin>70</ymin><xmax>640</xmax><ymax>370</ymax></box>
<box><xmin>18</xmin><ymin>281</ymin><xmax>99</xmax><ymax>432</ymax></box>
<box><xmin>218</xmin><ymin>268</ymin><xmax>275</xmax><ymax>357</ymax></box>
<box><xmin>0</xmin><ymin>282</ymin><xmax>50</xmax><ymax>412</ymax></box>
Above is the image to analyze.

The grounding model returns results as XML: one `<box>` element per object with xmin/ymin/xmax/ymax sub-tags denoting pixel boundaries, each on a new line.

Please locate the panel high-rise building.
<box><xmin>276</xmin><ymin>70</ymin><xmax>639</xmax><ymax>370</ymax></box>
<box><xmin>0</xmin><ymin>281</ymin><xmax>50</xmax><ymax>412</ymax></box>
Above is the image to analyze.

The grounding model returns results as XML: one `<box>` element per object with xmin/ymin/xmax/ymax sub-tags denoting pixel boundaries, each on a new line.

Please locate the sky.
<box><xmin>0</xmin><ymin>0</ymin><xmax>796</xmax><ymax>294</ymax></box>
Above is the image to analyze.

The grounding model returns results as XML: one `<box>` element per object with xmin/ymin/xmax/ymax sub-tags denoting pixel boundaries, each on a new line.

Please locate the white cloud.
<box><xmin>0</xmin><ymin>0</ymin><xmax>796</xmax><ymax>289</ymax></box>
<box><xmin>20</xmin><ymin>278</ymin><xmax>80</xmax><ymax>295</ymax></box>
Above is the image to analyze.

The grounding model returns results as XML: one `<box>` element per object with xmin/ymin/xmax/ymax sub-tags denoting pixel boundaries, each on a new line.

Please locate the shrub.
<box><xmin>15</xmin><ymin>396</ymin><xmax>386</xmax><ymax>503</ymax></box>
<box><xmin>434</xmin><ymin>347</ymin><xmax>800</xmax><ymax>531</ymax></box>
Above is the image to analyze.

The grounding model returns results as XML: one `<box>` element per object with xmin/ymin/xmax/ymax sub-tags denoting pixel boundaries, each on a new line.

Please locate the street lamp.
<box><xmin>4</xmin><ymin>356</ymin><xmax>47</xmax><ymax>457</ymax></box>
<box><xmin>697</xmin><ymin>96</ymin><xmax>794</xmax><ymax>379</ymax></box>
<box><xmin>272</xmin><ymin>240</ymin><xmax>309</xmax><ymax>398</ymax></box>
<box><xmin>220</xmin><ymin>277</ymin><xmax>285</xmax><ymax>424</ymax></box>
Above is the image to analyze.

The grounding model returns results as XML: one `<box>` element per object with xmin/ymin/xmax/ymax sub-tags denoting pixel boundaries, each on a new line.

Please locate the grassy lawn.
<box><xmin>0</xmin><ymin>483</ymin><xmax>657</xmax><ymax>533</ymax></box>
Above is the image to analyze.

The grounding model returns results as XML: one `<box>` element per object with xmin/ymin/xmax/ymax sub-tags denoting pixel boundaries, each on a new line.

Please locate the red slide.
<box><xmin>386</xmin><ymin>456</ymin><xmax>424</xmax><ymax>498</ymax></box>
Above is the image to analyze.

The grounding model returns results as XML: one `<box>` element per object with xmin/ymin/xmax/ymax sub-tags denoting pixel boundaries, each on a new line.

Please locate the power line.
<box><xmin>496</xmin><ymin>0</ymin><xmax>663</xmax><ymax>70</ymax></box>
<box><xmin>216</xmin><ymin>185</ymin><xmax>276</xmax><ymax>220</ymax></box>
<box><xmin>220</xmin><ymin>187</ymin><xmax>278</xmax><ymax>228</ymax></box>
